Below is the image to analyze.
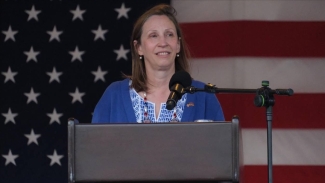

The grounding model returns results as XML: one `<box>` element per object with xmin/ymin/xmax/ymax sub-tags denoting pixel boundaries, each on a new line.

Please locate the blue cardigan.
<box><xmin>92</xmin><ymin>79</ymin><xmax>224</xmax><ymax>123</ymax></box>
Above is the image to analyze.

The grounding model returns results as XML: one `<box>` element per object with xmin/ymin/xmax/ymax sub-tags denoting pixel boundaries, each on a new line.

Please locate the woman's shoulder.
<box><xmin>191</xmin><ymin>79</ymin><xmax>206</xmax><ymax>88</ymax></box>
<box><xmin>190</xmin><ymin>79</ymin><xmax>216</xmax><ymax>97</ymax></box>
<box><xmin>104</xmin><ymin>78</ymin><xmax>130</xmax><ymax>92</ymax></box>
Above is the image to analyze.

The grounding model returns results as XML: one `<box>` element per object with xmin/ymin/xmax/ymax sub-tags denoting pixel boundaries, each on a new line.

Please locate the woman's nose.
<box><xmin>158</xmin><ymin>36</ymin><xmax>168</xmax><ymax>47</ymax></box>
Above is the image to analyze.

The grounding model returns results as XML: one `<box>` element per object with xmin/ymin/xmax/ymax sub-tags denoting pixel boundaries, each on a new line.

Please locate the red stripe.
<box><xmin>243</xmin><ymin>165</ymin><xmax>325</xmax><ymax>183</ymax></box>
<box><xmin>217</xmin><ymin>93</ymin><xmax>325</xmax><ymax>128</ymax></box>
<box><xmin>180</xmin><ymin>21</ymin><xmax>325</xmax><ymax>57</ymax></box>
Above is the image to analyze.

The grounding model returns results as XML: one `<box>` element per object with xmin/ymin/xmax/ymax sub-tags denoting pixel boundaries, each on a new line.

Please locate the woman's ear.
<box><xmin>177</xmin><ymin>37</ymin><xmax>181</xmax><ymax>53</ymax></box>
<box><xmin>134</xmin><ymin>40</ymin><xmax>143</xmax><ymax>55</ymax></box>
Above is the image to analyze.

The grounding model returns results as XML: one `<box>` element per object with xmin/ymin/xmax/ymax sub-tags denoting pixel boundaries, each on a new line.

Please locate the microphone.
<box><xmin>166</xmin><ymin>71</ymin><xmax>192</xmax><ymax>110</ymax></box>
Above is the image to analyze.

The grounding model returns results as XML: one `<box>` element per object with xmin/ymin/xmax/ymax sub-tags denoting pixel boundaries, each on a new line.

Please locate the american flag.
<box><xmin>0</xmin><ymin>1</ymin><xmax>169</xmax><ymax>182</ymax></box>
<box><xmin>1</xmin><ymin>0</ymin><xmax>325</xmax><ymax>183</ymax></box>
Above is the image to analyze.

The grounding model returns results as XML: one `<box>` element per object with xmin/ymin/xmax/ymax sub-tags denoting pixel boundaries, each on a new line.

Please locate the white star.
<box><xmin>24</xmin><ymin>129</ymin><xmax>41</xmax><ymax>145</ymax></box>
<box><xmin>2</xmin><ymin>108</ymin><xmax>18</xmax><ymax>125</ymax></box>
<box><xmin>2</xmin><ymin>149</ymin><xmax>19</xmax><ymax>166</ymax></box>
<box><xmin>24</xmin><ymin>46</ymin><xmax>40</xmax><ymax>63</ymax></box>
<box><xmin>91</xmin><ymin>66</ymin><xmax>108</xmax><ymax>82</ymax></box>
<box><xmin>2</xmin><ymin>67</ymin><xmax>18</xmax><ymax>83</ymax></box>
<box><xmin>115</xmin><ymin>3</ymin><xmax>131</xmax><ymax>19</ymax></box>
<box><xmin>2</xmin><ymin>25</ymin><xmax>18</xmax><ymax>42</ymax></box>
<box><xmin>47</xmin><ymin>108</ymin><xmax>63</xmax><ymax>125</ymax></box>
<box><xmin>70</xmin><ymin>5</ymin><xmax>86</xmax><ymax>21</ymax></box>
<box><xmin>24</xmin><ymin>87</ymin><xmax>41</xmax><ymax>104</ymax></box>
<box><xmin>25</xmin><ymin>5</ymin><xmax>41</xmax><ymax>21</ymax></box>
<box><xmin>47</xmin><ymin>26</ymin><xmax>63</xmax><ymax>42</ymax></box>
<box><xmin>69</xmin><ymin>46</ymin><xmax>85</xmax><ymax>62</ymax></box>
<box><xmin>46</xmin><ymin>67</ymin><xmax>62</xmax><ymax>83</ymax></box>
<box><xmin>47</xmin><ymin>150</ymin><xmax>64</xmax><ymax>166</ymax></box>
<box><xmin>114</xmin><ymin>44</ymin><xmax>130</xmax><ymax>61</ymax></box>
<box><xmin>69</xmin><ymin>87</ymin><xmax>85</xmax><ymax>104</ymax></box>
<box><xmin>91</xmin><ymin>25</ymin><xmax>108</xmax><ymax>41</ymax></box>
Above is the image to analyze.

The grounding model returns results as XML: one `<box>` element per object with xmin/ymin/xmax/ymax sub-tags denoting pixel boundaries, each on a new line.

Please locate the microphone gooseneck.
<box><xmin>166</xmin><ymin>71</ymin><xmax>192</xmax><ymax>110</ymax></box>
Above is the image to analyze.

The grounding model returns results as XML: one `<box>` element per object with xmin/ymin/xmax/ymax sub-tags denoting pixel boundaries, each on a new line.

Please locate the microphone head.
<box><xmin>169</xmin><ymin>70</ymin><xmax>192</xmax><ymax>89</ymax></box>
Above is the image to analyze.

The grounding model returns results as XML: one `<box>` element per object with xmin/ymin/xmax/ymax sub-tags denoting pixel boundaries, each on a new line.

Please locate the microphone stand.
<box><xmin>184</xmin><ymin>80</ymin><xmax>293</xmax><ymax>183</ymax></box>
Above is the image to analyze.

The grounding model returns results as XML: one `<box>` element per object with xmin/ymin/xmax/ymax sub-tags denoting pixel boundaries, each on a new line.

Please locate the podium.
<box><xmin>68</xmin><ymin>117</ymin><xmax>243</xmax><ymax>182</ymax></box>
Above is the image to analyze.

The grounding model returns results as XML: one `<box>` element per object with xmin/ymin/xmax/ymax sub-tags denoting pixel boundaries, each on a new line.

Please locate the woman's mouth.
<box><xmin>156</xmin><ymin>52</ymin><xmax>170</xmax><ymax>56</ymax></box>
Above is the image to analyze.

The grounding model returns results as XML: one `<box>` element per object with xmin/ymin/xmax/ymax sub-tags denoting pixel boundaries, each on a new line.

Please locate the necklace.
<box><xmin>143</xmin><ymin>92</ymin><xmax>178</xmax><ymax>123</ymax></box>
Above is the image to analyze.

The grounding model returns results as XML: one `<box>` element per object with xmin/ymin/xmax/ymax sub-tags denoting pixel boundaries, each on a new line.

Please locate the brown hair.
<box><xmin>127</xmin><ymin>4</ymin><xmax>191</xmax><ymax>92</ymax></box>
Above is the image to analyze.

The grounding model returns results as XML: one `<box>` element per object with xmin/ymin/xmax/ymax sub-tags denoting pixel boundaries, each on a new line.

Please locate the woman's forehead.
<box><xmin>142</xmin><ymin>15</ymin><xmax>176</xmax><ymax>32</ymax></box>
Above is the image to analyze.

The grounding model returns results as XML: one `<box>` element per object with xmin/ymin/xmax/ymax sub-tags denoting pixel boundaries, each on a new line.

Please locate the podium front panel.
<box><xmin>70</xmin><ymin>122</ymin><xmax>239</xmax><ymax>182</ymax></box>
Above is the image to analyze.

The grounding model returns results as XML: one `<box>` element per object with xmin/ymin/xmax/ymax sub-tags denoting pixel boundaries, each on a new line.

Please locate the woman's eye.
<box><xmin>167</xmin><ymin>33</ymin><xmax>174</xmax><ymax>37</ymax></box>
<box><xmin>150</xmin><ymin>34</ymin><xmax>157</xmax><ymax>38</ymax></box>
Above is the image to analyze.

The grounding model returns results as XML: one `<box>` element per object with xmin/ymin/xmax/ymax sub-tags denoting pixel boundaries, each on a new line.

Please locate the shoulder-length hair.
<box><xmin>127</xmin><ymin>4</ymin><xmax>191</xmax><ymax>92</ymax></box>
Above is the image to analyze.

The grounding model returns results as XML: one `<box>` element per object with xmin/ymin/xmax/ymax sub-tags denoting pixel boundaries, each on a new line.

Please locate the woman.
<box><xmin>92</xmin><ymin>4</ymin><xmax>224</xmax><ymax>123</ymax></box>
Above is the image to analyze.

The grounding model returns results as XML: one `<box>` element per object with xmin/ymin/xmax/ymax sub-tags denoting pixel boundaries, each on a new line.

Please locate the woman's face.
<box><xmin>136</xmin><ymin>15</ymin><xmax>180</xmax><ymax>71</ymax></box>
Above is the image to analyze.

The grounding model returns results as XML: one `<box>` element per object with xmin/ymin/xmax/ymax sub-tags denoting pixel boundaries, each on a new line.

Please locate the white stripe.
<box><xmin>172</xmin><ymin>0</ymin><xmax>325</xmax><ymax>22</ymax></box>
<box><xmin>189</xmin><ymin>58</ymin><xmax>325</xmax><ymax>93</ymax></box>
<box><xmin>242</xmin><ymin>129</ymin><xmax>325</xmax><ymax>165</ymax></box>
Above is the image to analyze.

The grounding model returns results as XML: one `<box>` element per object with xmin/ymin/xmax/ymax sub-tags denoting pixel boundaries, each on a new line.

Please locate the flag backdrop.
<box><xmin>1</xmin><ymin>0</ymin><xmax>325</xmax><ymax>182</ymax></box>
<box><xmin>172</xmin><ymin>0</ymin><xmax>325</xmax><ymax>182</ymax></box>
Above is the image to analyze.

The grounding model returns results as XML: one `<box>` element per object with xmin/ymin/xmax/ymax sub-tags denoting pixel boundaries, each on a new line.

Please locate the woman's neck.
<box><xmin>145</xmin><ymin>69</ymin><xmax>175</xmax><ymax>94</ymax></box>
